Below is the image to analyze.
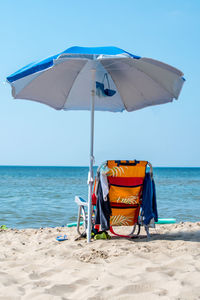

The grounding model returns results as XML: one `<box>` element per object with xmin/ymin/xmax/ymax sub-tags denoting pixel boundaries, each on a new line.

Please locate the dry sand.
<box><xmin>0</xmin><ymin>222</ymin><xmax>200</xmax><ymax>300</ymax></box>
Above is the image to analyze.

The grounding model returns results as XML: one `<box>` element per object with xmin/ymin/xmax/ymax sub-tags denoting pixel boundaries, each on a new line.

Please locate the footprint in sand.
<box><xmin>0</xmin><ymin>272</ymin><xmax>18</xmax><ymax>286</ymax></box>
<box><xmin>29</xmin><ymin>272</ymin><xmax>41</xmax><ymax>280</ymax></box>
<box><xmin>146</xmin><ymin>266</ymin><xmax>175</xmax><ymax>278</ymax></box>
<box><xmin>45</xmin><ymin>284</ymin><xmax>75</xmax><ymax>296</ymax></box>
<box><xmin>118</xmin><ymin>282</ymin><xmax>153</xmax><ymax>294</ymax></box>
<box><xmin>154</xmin><ymin>288</ymin><xmax>168</xmax><ymax>296</ymax></box>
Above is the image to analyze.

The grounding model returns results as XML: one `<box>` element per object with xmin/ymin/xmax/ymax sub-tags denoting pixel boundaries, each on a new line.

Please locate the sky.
<box><xmin>0</xmin><ymin>0</ymin><xmax>200</xmax><ymax>167</ymax></box>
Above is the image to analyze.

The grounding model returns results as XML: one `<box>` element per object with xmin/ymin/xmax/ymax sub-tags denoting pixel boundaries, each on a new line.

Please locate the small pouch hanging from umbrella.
<box><xmin>96</xmin><ymin>73</ymin><xmax>116</xmax><ymax>97</ymax></box>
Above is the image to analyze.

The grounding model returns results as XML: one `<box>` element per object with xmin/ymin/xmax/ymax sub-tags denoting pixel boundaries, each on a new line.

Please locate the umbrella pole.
<box><xmin>87</xmin><ymin>68</ymin><xmax>96</xmax><ymax>243</ymax></box>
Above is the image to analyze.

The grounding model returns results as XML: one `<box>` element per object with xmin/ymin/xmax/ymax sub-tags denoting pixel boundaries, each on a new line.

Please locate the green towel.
<box><xmin>94</xmin><ymin>231</ymin><xmax>111</xmax><ymax>240</ymax></box>
<box><xmin>0</xmin><ymin>225</ymin><xmax>8</xmax><ymax>230</ymax></box>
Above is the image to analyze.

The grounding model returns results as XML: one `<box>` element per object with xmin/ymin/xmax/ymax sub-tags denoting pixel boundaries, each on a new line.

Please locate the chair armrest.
<box><xmin>75</xmin><ymin>196</ymin><xmax>88</xmax><ymax>207</ymax></box>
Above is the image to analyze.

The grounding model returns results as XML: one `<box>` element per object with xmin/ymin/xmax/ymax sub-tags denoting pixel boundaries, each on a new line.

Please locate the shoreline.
<box><xmin>1</xmin><ymin>222</ymin><xmax>200</xmax><ymax>299</ymax></box>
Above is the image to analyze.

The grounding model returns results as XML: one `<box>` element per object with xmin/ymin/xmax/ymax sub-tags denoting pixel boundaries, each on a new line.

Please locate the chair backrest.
<box><xmin>106</xmin><ymin>160</ymin><xmax>148</xmax><ymax>226</ymax></box>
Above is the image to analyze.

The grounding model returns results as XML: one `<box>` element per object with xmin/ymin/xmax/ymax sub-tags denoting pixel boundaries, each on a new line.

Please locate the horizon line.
<box><xmin>0</xmin><ymin>165</ymin><xmax>199</xmax><ymax>168</ymax></box>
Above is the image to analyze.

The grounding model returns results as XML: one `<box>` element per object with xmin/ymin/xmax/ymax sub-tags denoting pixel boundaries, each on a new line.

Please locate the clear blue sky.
<box><xmin>0</xmin><ymin>0</ymin><xmax>199</xmax><ymax>167</ymax></box>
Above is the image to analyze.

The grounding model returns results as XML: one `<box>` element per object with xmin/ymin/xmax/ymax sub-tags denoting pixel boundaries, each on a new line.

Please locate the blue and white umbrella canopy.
<box><xmin>7</xmin><ymin>46</ymin><xmax>185</xmax><ymax>242</ymax></box>
<box><xmin>7</xmin><ymin>46</ymin><xmax>185</xmax><ymax>112</ymax></box>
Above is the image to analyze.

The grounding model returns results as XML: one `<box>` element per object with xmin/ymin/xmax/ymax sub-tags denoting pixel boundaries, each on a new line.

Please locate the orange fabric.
<box><xmin>107</xmin><ymin>160</ymin><xmax>147</xmax><ymax>178</ymax></box>
<box><xmin>107</xmin><ymin>160</ymin><xmax>147</xmax><ymax>227</ymax></box>
<box><xmin>93</xmin><ymin>160</ymin><xmax>148</xmax><ymax>227</ymax></box>
<box><xmin>110</xmin><ymin>206</ymin><xmax>140</xmax><ymax>226</ymax></box>
<box><xmin>109</xmin><ymin>185</ymin><xmax>142</xmax><ymax>205</ymax></box>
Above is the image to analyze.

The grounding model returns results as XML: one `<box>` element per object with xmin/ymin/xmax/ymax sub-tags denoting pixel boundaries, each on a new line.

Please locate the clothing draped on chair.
<box><xmin>94</xmin><ymin>173</ymin><xmax>112</xmax><ymax>231</ymax></box>
<box><xmin>141</xmin><ymin>172</ymin><xmax>158</xmax><ymax>225</ymax></box>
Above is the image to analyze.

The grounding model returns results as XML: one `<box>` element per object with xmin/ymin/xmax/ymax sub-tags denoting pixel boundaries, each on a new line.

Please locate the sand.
<box><xmin>0</xmin><ymin>222</ymin><xmax>200</xmax><ymax>300</ymax></box>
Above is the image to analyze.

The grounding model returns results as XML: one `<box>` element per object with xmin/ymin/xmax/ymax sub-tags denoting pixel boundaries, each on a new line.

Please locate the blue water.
<box><xmin>0</xmin><ymin>166</ymin><xmax>200</xmax><ymax>229</ymax></box>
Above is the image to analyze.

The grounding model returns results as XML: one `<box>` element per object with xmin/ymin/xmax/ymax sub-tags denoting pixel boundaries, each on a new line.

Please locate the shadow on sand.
<box><xmin>110</xmin><ymin>229</ymin><xmax>200</xmax><ymax>243</ymax></box>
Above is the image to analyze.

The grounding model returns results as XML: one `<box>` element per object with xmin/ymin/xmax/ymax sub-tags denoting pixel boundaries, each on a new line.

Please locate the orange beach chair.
<box><xmin>75</xmin><ymin>160</ymin><xmax>154</xmax><ymax>239</ymax></box>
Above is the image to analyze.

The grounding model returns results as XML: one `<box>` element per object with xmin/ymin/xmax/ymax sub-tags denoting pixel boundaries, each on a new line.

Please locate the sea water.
<box><xmin>0</xmin><ymin>166</ymin><xmax>200</xmax><ymax>229</ymax></box>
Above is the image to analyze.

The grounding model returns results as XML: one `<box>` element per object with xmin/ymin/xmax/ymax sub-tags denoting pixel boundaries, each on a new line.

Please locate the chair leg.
<box><xmin>130</xmin><ymin>224</ymin><xmax>141</xmax><ymax>236</ymax></box>
<box><xmin>130</xmin><ymin>224</ymin><xmax>136</xmax><ymax>235</ymax></box>
<box><xmin>144</xmin><ymin>225</ymin><xmax>150</xmax><ymax>239</ymax></box>
<box><xmin>82</xmin><ymin>206</ymin><xmax>87</xmax><ymax>232</ymax></box>
<box><xmin>77</xmin><ymin>205</ymin><xmax>87</xmax><ymax>236</ymax></box>
<box><xmin>76</xmin><ymin>206</ymin><xmax>82</xmax><ymax>236</ymax></box>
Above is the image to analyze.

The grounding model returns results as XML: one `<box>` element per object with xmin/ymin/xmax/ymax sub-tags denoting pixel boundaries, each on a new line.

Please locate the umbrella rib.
<box><xmin>131</xmin><ymin>61</ymin><xmax>176</xmax><ymax>98</ymax></box>
<box><xmin>102</xmin><ymin>60</ymin><xmax>149</xmax><ymax>110</ymax></box>
<box><xmin>103</xmin><ymin>57</ymin><xmax>176</xmax><ymax>99</ymax></box>
<box><xmin>102</xmin><ymin>60</ymin><xmax>168</xmax><ymax>110</ymax></box>
<box><xmin>61</xmin><ymin>63</ymin><xmax>88</xmax><ymax>109</ymax></box>
<box><xmin>104</xmin><ymin>69</ymin><xmax>128</xmax><ymax>111</ymax></box>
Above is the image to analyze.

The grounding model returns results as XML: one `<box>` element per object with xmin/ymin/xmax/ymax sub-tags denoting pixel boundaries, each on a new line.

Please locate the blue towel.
<box><xmin>141</xmin><ymin>173</ymin><xmax>158</xmax><ymax>225</ymax></box>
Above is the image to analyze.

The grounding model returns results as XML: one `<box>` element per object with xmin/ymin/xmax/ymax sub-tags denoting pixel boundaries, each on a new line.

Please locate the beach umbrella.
<box><xmin>6</xmin><ymin>46</ymin><xmax>185</xmax><ymax>242</ymax></box>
